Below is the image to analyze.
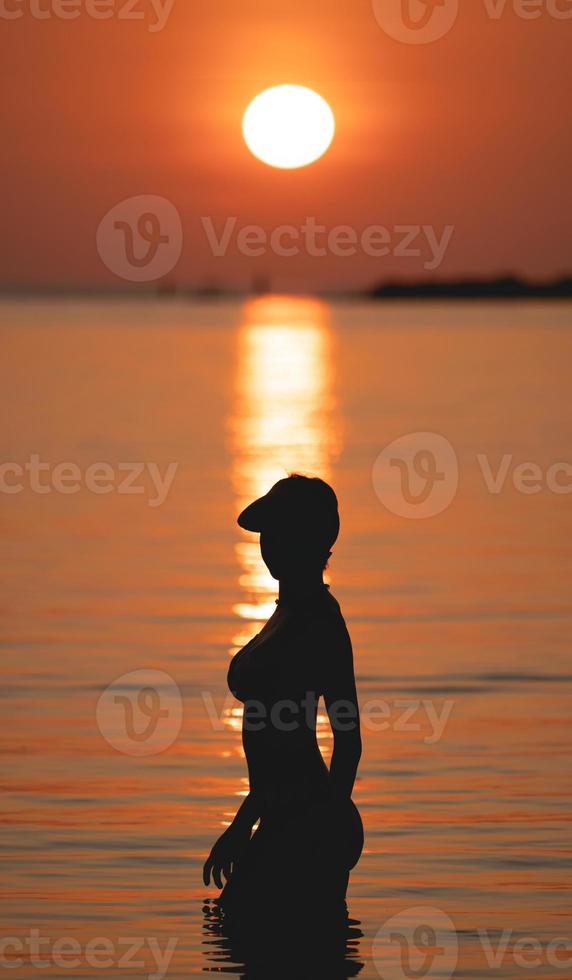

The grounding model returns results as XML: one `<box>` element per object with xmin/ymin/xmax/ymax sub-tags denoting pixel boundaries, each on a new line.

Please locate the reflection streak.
<box><xmin>230</xmin><ymin>296</ymin><xmax>342</xmax><ymax>632</ymax></box>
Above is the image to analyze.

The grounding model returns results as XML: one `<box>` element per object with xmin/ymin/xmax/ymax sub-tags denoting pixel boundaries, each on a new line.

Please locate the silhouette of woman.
<box><xmin>204</xmin><ymin>475</ymin><xmax>363</xmax><ymax>930</ymax></box>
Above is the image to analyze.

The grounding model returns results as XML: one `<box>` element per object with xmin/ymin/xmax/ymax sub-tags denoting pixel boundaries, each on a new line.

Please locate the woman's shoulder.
<box><xmin>320</xmin><ymin>587</ymin><xmax>346</xmax><ymax>621</ymax></box>
<box><xmin>302</xmin><ymin>592</ymin><xmax>355</xmax><ymax>694</ymax></box>
<box><xmin>306</xmin><ymin>589</ymin><xmax>351</xmax><ymax>648</ymax></box>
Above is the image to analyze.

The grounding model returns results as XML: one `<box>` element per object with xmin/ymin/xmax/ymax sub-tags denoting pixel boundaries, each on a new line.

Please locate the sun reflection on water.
<box><xmin>229</xmin><ymin>295</ymin><xmax>342</xmax><ymax>642</ymax></box>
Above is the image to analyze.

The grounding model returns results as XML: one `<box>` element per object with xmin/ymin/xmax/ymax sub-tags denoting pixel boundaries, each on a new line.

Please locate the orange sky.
<box><xmin>1</xmin><ymin>0</ymin><xmax>570</xmax><ymax>290</ymax></box>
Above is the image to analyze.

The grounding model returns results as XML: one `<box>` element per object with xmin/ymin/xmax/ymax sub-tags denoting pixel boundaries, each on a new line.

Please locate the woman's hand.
<box><xmin>203</xmin><ymin>822</ymin><xmax>251</xmax><ymax>889</ymax></box>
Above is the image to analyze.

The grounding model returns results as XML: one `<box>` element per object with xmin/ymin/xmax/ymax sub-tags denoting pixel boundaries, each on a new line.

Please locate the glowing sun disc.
<box><xmin>242</xmin><ymin>85</ymin><xmax>335</xmax><ymax>170</ymax></box>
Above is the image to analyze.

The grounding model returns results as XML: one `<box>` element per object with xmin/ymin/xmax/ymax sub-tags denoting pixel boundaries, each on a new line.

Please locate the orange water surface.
<box><xmin>1</xmin><ymin>297</ymin><xmax>571</xmax><ymax>978</ymax></box>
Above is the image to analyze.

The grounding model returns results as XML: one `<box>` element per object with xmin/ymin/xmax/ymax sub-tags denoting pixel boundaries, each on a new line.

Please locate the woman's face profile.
<box><xmin>260</xmin><ymin>526</ymin><xmax>294</xmax><ymax>580</ymax></box>
<box><xmin>260</xmin><ymin>525</ymin><xmax>323</xmax><ymax>581</ymax></box>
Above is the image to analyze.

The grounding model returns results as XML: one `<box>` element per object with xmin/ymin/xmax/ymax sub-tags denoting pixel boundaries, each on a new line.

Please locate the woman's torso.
<box><xmin>227</xmin><ymin>586</ymin><xmax>345</xmax><ymax>805</ymax></box>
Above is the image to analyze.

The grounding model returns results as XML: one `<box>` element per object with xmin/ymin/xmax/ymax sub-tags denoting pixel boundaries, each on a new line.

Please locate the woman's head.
<box><xmin>238</xmin><ymin>474</ymin><xmax>340</xmax><ymax>581</ymax></box>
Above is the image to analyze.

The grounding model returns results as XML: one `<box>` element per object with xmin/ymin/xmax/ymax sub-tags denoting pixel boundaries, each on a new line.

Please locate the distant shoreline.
<box><xmin>1</xmin><ymin>276</ymin><xmax>571</xmax><ymax>301</ymax></box>
<box><xmin>365</xmin><ymin>277</ymin><xmax>572</xmax><ymax>301</ymax></box>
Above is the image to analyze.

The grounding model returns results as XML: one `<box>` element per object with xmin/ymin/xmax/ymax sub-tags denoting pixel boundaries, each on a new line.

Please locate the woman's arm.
<box><xmin>203</xmin><ymin>791</ymin><xmax>260</xmax><ymax>889</ymax></box>
<box><xmin>232</xmin><ymin>790</ymin><xmax>260</xmax><ymax>832</ymax></box>
<box><xmin>323</xmin><ymin>623</ymin><xmax>362</xmax><ymax>800</ymax></box>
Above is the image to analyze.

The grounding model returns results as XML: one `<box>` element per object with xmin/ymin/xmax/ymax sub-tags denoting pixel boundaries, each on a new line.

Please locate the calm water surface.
<box><xmin>1</xmin><ymin>297</ymin><xmax>571</xmax><ymax>978</ymax></box>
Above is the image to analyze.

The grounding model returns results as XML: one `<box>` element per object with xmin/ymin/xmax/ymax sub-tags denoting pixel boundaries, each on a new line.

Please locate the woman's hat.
<box><xmin>238</xmin><ymin>474</ymin><xmax>340</xmax><ymax>550</ymax></box>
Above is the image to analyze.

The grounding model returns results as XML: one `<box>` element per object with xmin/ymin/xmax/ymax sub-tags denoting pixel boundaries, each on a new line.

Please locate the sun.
<box><xmin>242</xmin><ymin>85</ymin><xmax>336</xmax><ymax>170</ymax></box>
